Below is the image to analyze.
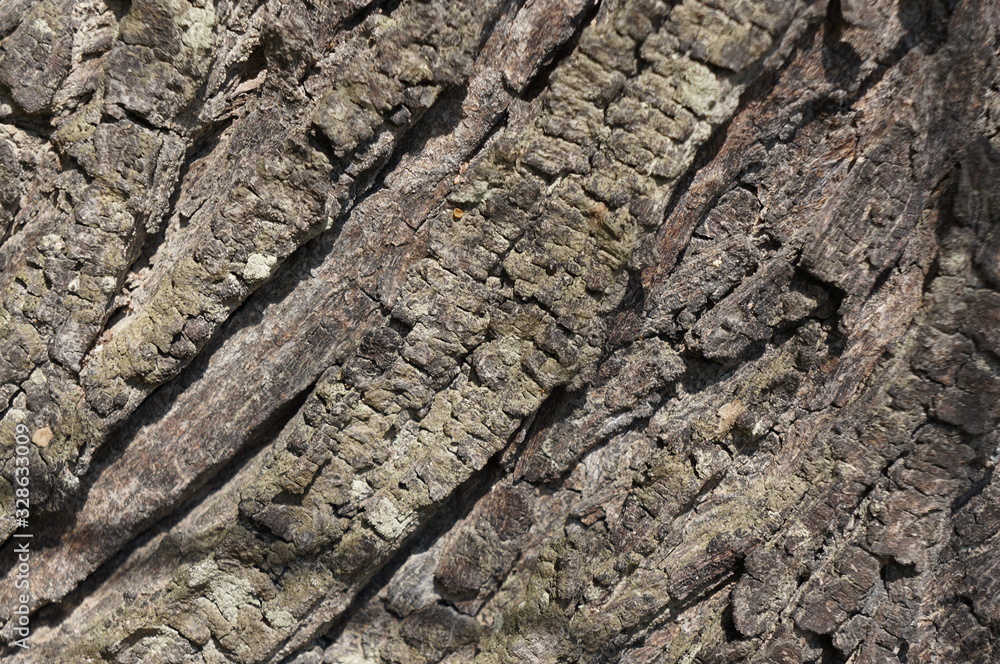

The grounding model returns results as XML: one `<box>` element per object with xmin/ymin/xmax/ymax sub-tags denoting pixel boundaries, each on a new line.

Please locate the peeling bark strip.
<box><xmin>0</xmin><ymin>0</ymin><xmax>998</xmax><ymax>662</ymax></box>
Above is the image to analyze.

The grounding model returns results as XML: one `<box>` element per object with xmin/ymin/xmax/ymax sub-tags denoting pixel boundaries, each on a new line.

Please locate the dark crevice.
<box><xmin>597</xmin><ymin>574</ymin><xmax>741</xmax><ymax>663</ymax></box>
<box><xmin>81</xmin><ymin>114</ymin><xmax>235</xmax><ymax>363</ymax></box>
<box><xmin>518</xmin><ymin>0</ymin><xmax>601</xmax><ymax>102</ymax></box>
<box><xmin>330</xmin><ymin>80</ymin><xmax>473</xmax><ymax>230</ymax></box>
<box><xmin>379</xmin><ymin>0</ymin><xmax>403</xmax><ymax>17</ymax></box>
<box><xmin>0</xmin><ymin>82</ymin><xmax>55</xmax><ymax>138</ymax></box>
<box><xmin>108</xmin><ymin>105</ymin><xmax>161</xmax><ymax>134</ymax></box>
<box><xmin>20</xmin><ymin>378</ymin><xmax>318</xmax><ymax>637</ymax></box>
<box><xmin>475</xmin><ymin>0</ymin><xmax>523</xmax><ymax>54</ymax></box>
<box><xmin>307</xmin><ymin>127</ymin><xmax>339</xmax><ymax>173</ymax></box>
<box><xmin>811</xmin><ymin>632</ymin><xmax>840</xmax><ymax>663</ymax></box>
<box><xmin>880</xmin><ymin>559</ymin><xmax>919</xmax><ymax>586</ymax></box>
<box><xmin>25</xmin><ymin>221</ymin><xmax>363</xmax><ymax>550</ymax></box>
<box><xmin>234</xmin><ymin>41</ymin><xmax>267</xmax><ymax>89</ymax></box>
<box><xmin>297</xmin><ymin>431</ymin><xmax>516</xmax><ymax>660</ymax></box>
<box><xmin>951</xmin><ymin>464</ymin><xmax>994</xmax><ymax>514</ymax></box>
<box><xmin>663</xmin><ymin>3</ymin><xmax>823</xmax><ymax>236</ymax></box>
<box><xmin>340</xmin><ymin>0</ymin><xmax>402</xmax><ymax>34</ymax></box>
<box><xmin>656</xmin><ymin>23</ymin><xmax>810</xmax><ymax>268</ymax></box>
<box><xmin>106</xmin><ymin>0</ymin><xmax>132</xmax><ymax>21</ymax></box>
<box><xmin>673</xmin><ymin>468</ymin><xmax>728</xmax><ymax>522</ymax></box>
<box><xmin>502</xmin><ymin>384</ymin><xmax>575</xmax><ymax>478</ymax></box>
<box><xmin>7</xmin><ymin>40</ymin><xmax>525</xmax><ymax>634</ymax></box>
<box><xmin>603</xmin><ymin>267</ymin><xmax>647</xmax><ymax>351</ymax></box>
<box><xmin>896</xmin><ymin>0</ymin><xmax>954</xmax><ymax>56</ymax></box>
<box><xmin>821</xmin><ymin>0</ymin><xmax>862</xmax><ymax>86</ymax></box>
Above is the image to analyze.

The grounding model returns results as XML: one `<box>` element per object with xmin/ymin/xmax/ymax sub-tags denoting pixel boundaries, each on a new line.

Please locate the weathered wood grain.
<box><xmin>0</xmin><ymin>0</ymin><xmax>997</xmax><ymax>662</ymax></box>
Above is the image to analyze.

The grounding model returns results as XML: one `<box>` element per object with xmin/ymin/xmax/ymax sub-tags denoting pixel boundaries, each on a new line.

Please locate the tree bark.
<box><xmin>0</xmin><ymin>0</ymin><xmax>997</xmax><ymax>662</ymax></box>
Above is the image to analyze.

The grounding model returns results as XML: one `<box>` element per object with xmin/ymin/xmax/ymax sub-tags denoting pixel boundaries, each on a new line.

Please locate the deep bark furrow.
<box><xmin>0</xmin><ymin>0</ymin><xmax>997</xmax><ymax>663</ymax></box>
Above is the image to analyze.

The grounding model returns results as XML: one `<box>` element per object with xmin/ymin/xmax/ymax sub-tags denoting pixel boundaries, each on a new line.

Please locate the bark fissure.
<box><xmin>1</xmin><ymin>0</ymin><xmax>998</xmax><ymax>662</ymax></box>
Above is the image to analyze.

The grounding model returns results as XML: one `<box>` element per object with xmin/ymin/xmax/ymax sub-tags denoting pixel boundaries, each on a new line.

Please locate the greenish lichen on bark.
<box><xmin>1</xmin><ymin>0</ymin><xmax>999</xmax><ymax>662</ymax></box>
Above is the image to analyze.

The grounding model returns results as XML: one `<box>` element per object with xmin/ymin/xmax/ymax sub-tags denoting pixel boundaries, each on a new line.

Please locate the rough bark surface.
<box><xmin>0</xmin><ymin>0</ymin><xmax>997</xmax><ymax>662</ymax></box>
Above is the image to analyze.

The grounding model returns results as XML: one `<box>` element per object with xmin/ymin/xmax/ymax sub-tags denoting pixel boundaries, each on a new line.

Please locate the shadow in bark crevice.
<box><xmin>290</xmin><ymin>432</ymin><xmax>514</xmax><ymax>663</ymax></box>
<box><xmin>16</xmin><ymin>377</ymin><xmax>318</xmax><ymax>640</ymax></box>
<box><xmin>517</xmin><ymin>0</ymin><xmax>602</xmax><ymax>103</ymax></box>
<box><xmin>0</xmin><ymin>60</ymin><xmax>500</xmax><ymax>633</ymax></box>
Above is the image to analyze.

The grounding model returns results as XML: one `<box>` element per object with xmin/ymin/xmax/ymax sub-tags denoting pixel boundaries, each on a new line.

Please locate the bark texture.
<box><xmin>0</xmin><ymin>0</ymin><xmax>997</xmax><ymax>662</ymax></box>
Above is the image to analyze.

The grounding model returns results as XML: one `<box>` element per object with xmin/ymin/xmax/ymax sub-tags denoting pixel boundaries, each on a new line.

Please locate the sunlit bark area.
<box><xmin>0</xmin><ymin>0</ymin><xmax>997</xmax><ymax>662</ymax></box>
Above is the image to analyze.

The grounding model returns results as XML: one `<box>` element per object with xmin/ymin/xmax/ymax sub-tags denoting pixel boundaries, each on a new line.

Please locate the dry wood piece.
<box><xmin>0</xmin><ymin>0</ymin><xmax>997</xmax><ymax>662</ymax></box>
